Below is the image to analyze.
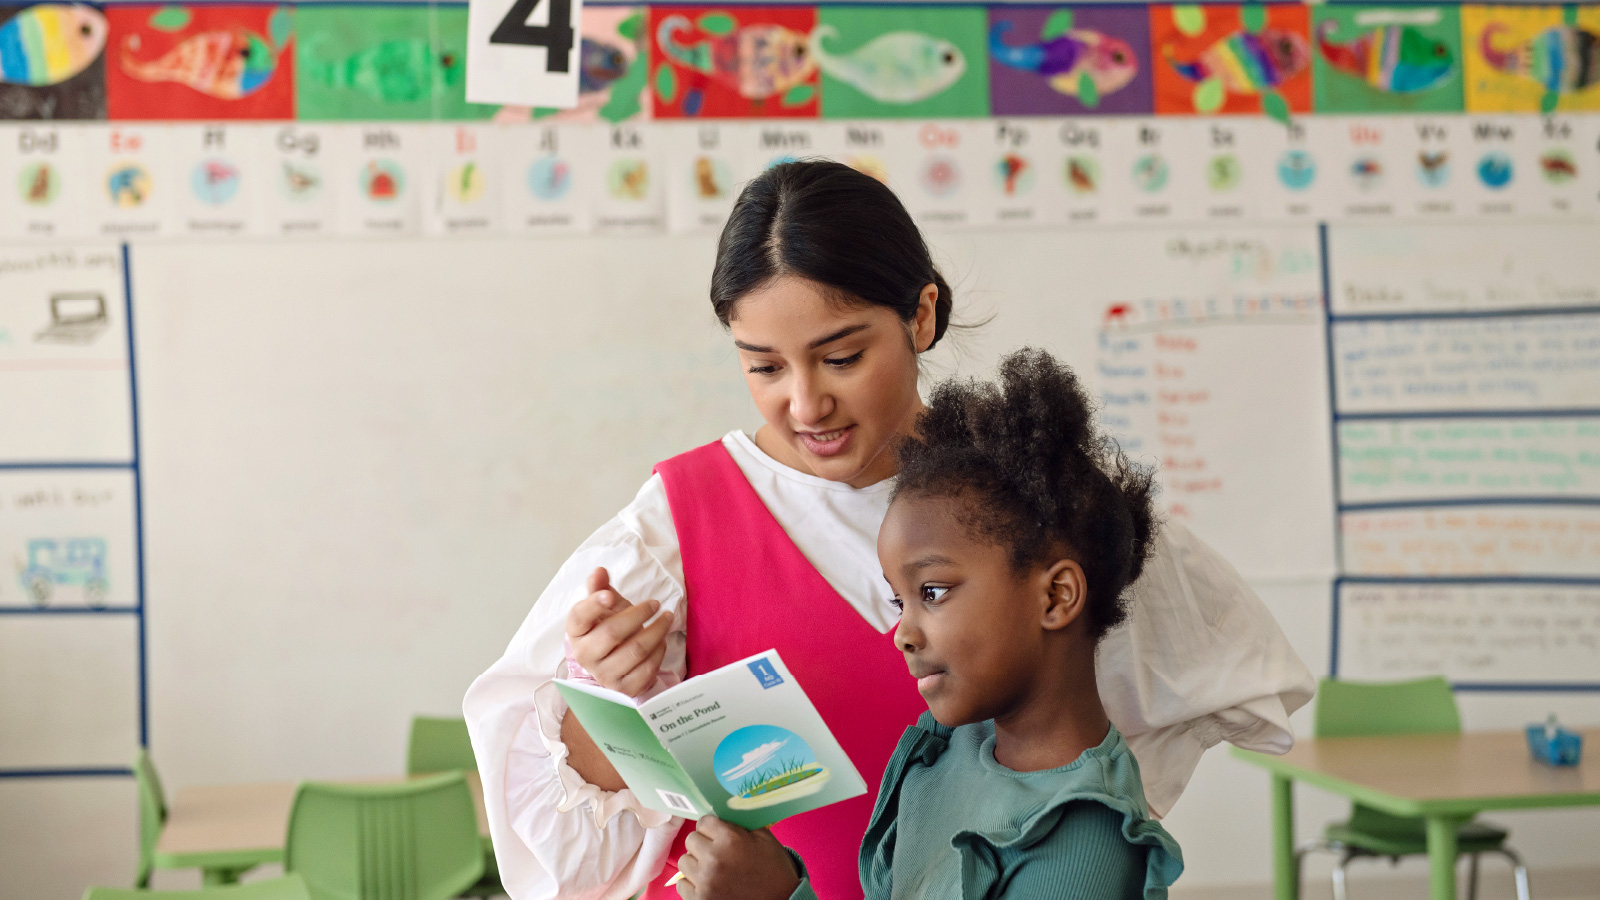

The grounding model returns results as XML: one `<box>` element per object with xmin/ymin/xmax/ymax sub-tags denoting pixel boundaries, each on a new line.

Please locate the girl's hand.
<box><xmin>565</xmin><ymin>567</ymin><xmax>675</xmax><ymax>697</ymax></box>
<box><xmin>675</xmin><ymin>817</ymin><xmax>801</xmax><ymax>900</ymax></box>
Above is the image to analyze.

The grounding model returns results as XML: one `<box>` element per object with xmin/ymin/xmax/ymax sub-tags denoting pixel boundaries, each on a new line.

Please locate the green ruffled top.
<box><xmin>788</xmin><ymin>712</ymin><xmax>1183</xmax><ymax>900</ymax></box>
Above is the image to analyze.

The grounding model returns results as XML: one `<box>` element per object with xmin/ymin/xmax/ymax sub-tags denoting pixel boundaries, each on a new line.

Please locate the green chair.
<box><xmin>406</xmin><ymin>717</ymin><xmax>503</xmax><ymax>898</ymax></box>
<box><xmin>135</xmin><ymin>748</ymin><xmax>168</xmax><ymax>889</ymax></box>
<box><xmin>1296</xmin><ymin>677</ymin><xmax>1530</xmax><ymax>900</ymax></box>
<box><xmin>87</xmin><ymin>874</ymin><xmax>313</xmax><ymax>900</ymax></box>
<box><xmin>285</xmin><ymin>771</ymin><xmax>484</xmax><ymax>900</ymax></box>
<box><xmin>405</xmin><ymin>717</ymin><xmax>477</xmax><ymax>777</ymax></box>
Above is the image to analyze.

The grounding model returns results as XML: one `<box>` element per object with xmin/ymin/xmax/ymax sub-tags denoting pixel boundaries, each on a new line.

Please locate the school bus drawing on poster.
<box><xmin>16</xmin><ymin>537</ymin><xmax>109</xmax><ymax>608</ymax></box>
<box><xmin>1463</xmin><ymin>4</ymin><xmax>1600</xmax><ymax>113</ymax></box>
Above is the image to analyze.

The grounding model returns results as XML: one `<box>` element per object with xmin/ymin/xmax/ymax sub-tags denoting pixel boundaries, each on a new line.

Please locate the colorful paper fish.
<box><xmin>1480</xmin><ymin>23</ymin><xmax>1600</xmax><ymax>95</ymax></box>
<box><xmin>579</xmin><ymin>37</ymin><xmax>628</xmax><ymax>94</ymax></box>
<box><xmin>988</xmin><ymin>21</ymin><xmax>1137</xmax><ymax>108</ymax></box>
<box><xmin>1317</xmin><ymin>21</ymin><xmax>1454</xmax><ymax>93</ymax></box>
<box><xmin>303</xmin><ymin>38</ymin><xmax>463</xmax><ymax>104</ymax></box>
<box><xmin>810</xmin><ymin>25</ymin><xmax>965</xmax><ymax>104</ymax></box>
<box><xmin>657</xmin><ymin>14</ymin><xmax>814</xmax><ymax>109</ymax></box>
<box><xmin>0</xmin><ymin>3</ymin><xmax>107</xmax><ymax>87</ymax></box>
<box><xmin>121</xmin><ymin>26</ymin><xmax>279</xmax><ymax>99</ymax></box>
<box><xmin>1164</xmin><ymin>28</ymin><xmax>1309</xmax><ymax>95</ymax></box>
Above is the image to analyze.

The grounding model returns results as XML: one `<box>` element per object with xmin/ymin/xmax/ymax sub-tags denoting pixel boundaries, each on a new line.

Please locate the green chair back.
<box><xmin>1315</xmin><ymin>676</ymin><xmax>1463</xmax><ymax>839</ymax></box>
<box><xmin>405</xmin><ymin>717</ymin><xmax>476</xmax><ymax>776</ymax></box>
<box><xmin>134</xmin><ymin>748</ymin><xmax>168</xmax><ymax>888</ymax></box>
<box><xmin>285</xmin><ymin>771</ymin><xmax>484</xmax><ymax>900</ymax></box>
<box><xmin>1314</xmin><ymin>676</ymin><xmax>1461</xmax><ymax>739</ymax></box>
<box><xmin>87</xmin><ymin>873</ymin><xmax>313</xmax><ymax>900</ymax></box>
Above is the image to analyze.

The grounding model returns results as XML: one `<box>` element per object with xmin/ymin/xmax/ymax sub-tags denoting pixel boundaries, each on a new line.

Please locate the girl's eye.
<box><xmin>747</xmin><ymin>364</ymin><xmax>777</xmax><ymax>375</ymax></box>
<box><xmin>920</xmin><ymin>585</ymin><xmax>949</xmax><ymax>604</ymax></box>
<box><xmin>825</xmin><ymin>351</ymin><xmax>863</xmax><ymax>368</ymax></box>
<box><xmin>888</xmin><ymin>594</ymin><xmax>903</xmax><ymax>611</ymax></box>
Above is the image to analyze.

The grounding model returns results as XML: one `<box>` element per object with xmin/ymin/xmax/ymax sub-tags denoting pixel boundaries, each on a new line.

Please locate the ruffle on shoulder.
<box><xmin>862</xmin><ymin>712</ymin><xmax>1184</xmax><ymax>900</ymax></box>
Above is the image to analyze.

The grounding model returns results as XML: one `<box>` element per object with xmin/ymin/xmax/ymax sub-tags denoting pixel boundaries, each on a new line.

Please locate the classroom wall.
<box><xmin>5</xmin><ymin>228</ymin><xmax>1600</xmax><ymax>899</ymax></box>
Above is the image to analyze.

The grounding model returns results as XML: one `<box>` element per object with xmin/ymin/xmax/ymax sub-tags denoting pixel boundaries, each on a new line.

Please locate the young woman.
<box><xmin>463</xmin><ymin>161</ymin><xmax>1313</xmax><ymax>900</ymax></box>
<box><xmin>676</xmin><ymin>348</ymin><xmax>1184</xmax><ymax>900</ymax></box>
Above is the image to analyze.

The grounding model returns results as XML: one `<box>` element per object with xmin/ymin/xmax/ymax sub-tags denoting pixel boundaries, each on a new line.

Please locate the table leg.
<box><xmin>1271</xmin><ymin>774</ymin><xmax>1297</xmax><ymax>900</ymax></box>
<box><xmin>1425</xmin><ymin>815</ymin><xmax>1462</xmax><ymax>900</ymax></box>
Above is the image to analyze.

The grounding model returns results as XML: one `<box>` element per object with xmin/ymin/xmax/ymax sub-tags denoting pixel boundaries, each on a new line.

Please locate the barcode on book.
<box><xmin>657</xmin><ymin>789</ymin><xmax>698</xmax><ymax>815</ymax></box>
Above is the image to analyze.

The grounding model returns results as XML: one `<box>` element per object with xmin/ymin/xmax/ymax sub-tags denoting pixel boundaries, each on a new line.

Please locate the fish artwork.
<box><xmin>0</xmin><ymin>3</ymin><xmax>107</xmax><ymax>87</ymax></box>
<box><xmin>988</xmin><ymin>21</ymin><xmax>1137</xmax><ymax>108</ymax></box>
<box><xmin>303</xmin><ymin>38</ymin><xmax>463</xmax><ymax>104</ymax></box>
<box><xmin>1316</xmin><ymin>21</ymin><xmax>1454</xmax><ymax>93</ymax></box>
<box><xmin>809</xmin><ymin>25</ymin><xmax>965</xmax><ymax>104</ymax></box>
<box><xmin>1164</xmin><ymin>28</ymin><xmax>1309</xmax><ymax>96</ymax></box>
<box><xmin>121</xmin><ymin>26</ymin><xmax>280</xmax><ymax>99</ymax></box>
<box><xmin>657</xmin><ymin>14</ymin><xmax>815</xmax><ymax>109</ymax></box>
<box><xmin>579</xmin><ymin>37</ymin><xmax>628</xmax><ymax>94</ymax></box>
<box><xmin>1480</xmin><ymin>23</ymin><xmax>1600</xmax><ymax>95</ymax></box>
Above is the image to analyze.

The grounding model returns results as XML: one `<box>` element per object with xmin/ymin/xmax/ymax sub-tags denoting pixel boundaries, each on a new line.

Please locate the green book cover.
<box><xmin>554</xmin><ymin>649</ymin><xmax>867</xmax><ymax>830</ymax></box>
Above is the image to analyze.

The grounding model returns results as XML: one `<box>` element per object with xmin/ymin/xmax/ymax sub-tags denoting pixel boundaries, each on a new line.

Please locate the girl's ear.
<box><xmin>911</xmin><ymin>283</ymin><xmax>939</xmax><ymax>353</ymax></box>
<box><xmin>1040</xmin><ymin>559</ymin><xmax>1087</xmax><ymax>631</ymax></box>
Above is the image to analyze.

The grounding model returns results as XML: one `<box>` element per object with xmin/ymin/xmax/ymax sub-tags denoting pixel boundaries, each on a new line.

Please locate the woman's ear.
<box><xmin>1040</xmin><ymin>559</ymin><xmax>1087</xmax><ymax>631</ymax></box>
<box><xmin>912</xmin><ymin>283</ymin><xmax>939</xmax><ymax>353</ymax></box>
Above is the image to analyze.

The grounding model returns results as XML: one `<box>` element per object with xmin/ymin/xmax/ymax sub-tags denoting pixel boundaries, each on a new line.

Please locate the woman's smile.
<box><xmin>796</xmin><ymin>425</ymin><xmax>855</xmax><ymax>457</ymax></box>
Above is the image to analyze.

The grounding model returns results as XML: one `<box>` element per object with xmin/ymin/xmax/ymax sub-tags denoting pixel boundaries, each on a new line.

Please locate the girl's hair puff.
<box><xmin>893</xmin><ymin>348</ymin><xmax>1159</xmax><ymax>641</ymax></box>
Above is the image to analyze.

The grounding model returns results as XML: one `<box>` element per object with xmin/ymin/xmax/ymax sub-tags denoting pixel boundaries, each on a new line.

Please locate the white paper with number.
<box><xmin>467</xmin><ymin>0</ymin><xmax>583</xmax><ymax>108</ymax></box>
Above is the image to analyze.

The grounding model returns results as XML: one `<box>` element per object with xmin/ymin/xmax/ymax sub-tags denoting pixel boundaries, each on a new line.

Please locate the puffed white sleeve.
<box><xmin>1096</xmin><ymin>519</ymin><xmax>1316</xmax><ymax>819</ymax></box>
<box><xmin>463</xmin><ymin>475</ymin><xmax>689</xmax><ymax>900</ymax></box>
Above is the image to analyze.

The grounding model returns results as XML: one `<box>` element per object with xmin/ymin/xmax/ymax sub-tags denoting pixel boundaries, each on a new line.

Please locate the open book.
<box><xmin>555</xmin><ymin>649</ymin><xmax>867</xmax><ymax>830</ymax></box>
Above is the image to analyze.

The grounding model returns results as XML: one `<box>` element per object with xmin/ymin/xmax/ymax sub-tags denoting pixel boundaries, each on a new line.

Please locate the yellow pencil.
<box><xmin>663</xmin><ymin>871</ymin><xmax>687</xmax><ymax>888</ymax></box>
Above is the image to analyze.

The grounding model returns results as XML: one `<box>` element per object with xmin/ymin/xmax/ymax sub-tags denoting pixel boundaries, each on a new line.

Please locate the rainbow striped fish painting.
<box><xmin>1317</xmin><ymin>21</ymin><xmax>1454</xmax><ymax>93</ymax></box>
<box><xmin>1481</xmin><ymin>22</ymin><xmax>1600</xmax><ymax>95</ymax></box>
<box><xmin>1164</xmin><ymin>28</ymin><xmax>1309</xmax><ymax>95</ymax></box>
<box><xmin>0</xmin><ymin>3</ymin><xmax>108</xmax><ymax>87</ymax></box>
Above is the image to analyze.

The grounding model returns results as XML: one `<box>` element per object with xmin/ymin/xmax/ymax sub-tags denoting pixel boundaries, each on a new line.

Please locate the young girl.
<box><xmin>675</xmin><ymin>349</ymin><xmax>1182</xmax><ymax>900</ymax></box>
<box><xmin>465</xmin><ymin>161</ymin><xmax>1310</xmax><ymax>900</ymax></box>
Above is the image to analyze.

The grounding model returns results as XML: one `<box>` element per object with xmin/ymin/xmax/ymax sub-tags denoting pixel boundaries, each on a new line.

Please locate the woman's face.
<box><xmin>730</xmin><ymin>276</ymin><xmax>936</xmax><ymax>488</ymax></box>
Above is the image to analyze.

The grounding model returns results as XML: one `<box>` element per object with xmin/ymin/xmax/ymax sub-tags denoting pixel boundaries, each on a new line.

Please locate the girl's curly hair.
<box><xmin>892</xmin><ymin>348</ymin><xmax>1159</xmax><ymax>642</ymax></box>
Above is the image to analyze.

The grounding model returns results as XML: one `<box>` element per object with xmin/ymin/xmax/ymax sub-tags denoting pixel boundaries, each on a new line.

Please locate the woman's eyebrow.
<box><xmin>733</xmin><ymin>323</ymin><xmax>873</xmax><ymax>354</ymax></box>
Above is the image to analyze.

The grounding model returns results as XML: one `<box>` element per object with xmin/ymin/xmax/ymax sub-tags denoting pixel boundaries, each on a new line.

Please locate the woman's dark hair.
<box><xmin>892</xmin><ymin>348</ymin><xmax>1159</xmax><ymax>642</ymax></box>
<box><xmin>712</xmin><ymin>160</ymin><xmax>953</xmax><ymax>349</ymax></box>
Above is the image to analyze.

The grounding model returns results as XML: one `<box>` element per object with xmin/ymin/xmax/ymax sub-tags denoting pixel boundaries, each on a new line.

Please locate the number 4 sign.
<box><xmin>466</xmin><ymin>0</ymin><xmax>581</xmax><ymax>107</ymax></box>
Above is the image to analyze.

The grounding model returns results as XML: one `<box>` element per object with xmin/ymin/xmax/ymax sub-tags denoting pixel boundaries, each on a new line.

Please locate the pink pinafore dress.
<box><xmin>641</xmin><ymin>442</ymin><xmax>925</xmax><ymax>900</ymax></box>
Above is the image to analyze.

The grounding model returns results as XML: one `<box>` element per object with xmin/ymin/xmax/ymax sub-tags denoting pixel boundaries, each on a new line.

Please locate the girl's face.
<box><xmin>879</xmin><ymin>491</ymin><xmax>1070</xmax><ymax>728</ymax></box>
<box><xmin>730</xmin><ymin>276</ymin><xmax>937</xmax><ymax>488</ymax></box>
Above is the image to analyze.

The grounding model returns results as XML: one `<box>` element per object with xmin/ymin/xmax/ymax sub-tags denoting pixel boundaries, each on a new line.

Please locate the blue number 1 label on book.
<box><xmin>466</xmin><ymin>0</ymin><xmax>582</xmax><ymax>107</ymax></box>
<box><xmin>748</xmin><ymin>658</ymin><xmax>785</xmax><ymax>689</ymax></box>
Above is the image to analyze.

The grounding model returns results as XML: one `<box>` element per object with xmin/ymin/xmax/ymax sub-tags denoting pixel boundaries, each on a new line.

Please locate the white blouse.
<box><xmin>463</xmin><ymin>430</ymin><xmax>1315</xmax><ymax>900</ymax></box>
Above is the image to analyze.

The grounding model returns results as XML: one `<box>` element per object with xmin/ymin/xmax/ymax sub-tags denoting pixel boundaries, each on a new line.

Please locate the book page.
<box><xmin>553</xmin><ymin>680</ymin><xmax>710</xmax><ymax>819</ymax></box>
<box><xmin>640</xmin><ymin>650</ymin><xmax>867</xmax><ymax>831</ymax></box>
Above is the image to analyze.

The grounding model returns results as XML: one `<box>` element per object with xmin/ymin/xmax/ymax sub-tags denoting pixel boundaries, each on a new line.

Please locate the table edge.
<box><xmin>1231</xmin><ymin>747</ymin><xmax>1600</xmax><ymax>817</ymax></box>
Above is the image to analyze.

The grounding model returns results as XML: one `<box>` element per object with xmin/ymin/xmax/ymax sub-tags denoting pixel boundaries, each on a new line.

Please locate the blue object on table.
<box><xmin>1526</xmin><ymin>716</ymin><xmax>1582</xmax><ymax>767</ymax></box>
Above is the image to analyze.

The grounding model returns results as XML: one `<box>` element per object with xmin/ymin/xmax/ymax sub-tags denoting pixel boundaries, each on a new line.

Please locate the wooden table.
<box><xmin>1233</xmin><ymin>729</ymin><xmax>1600</xmax><ymax>900</ymax></box>
<box><xmin>155</xmin><ymin>771</ymin><xmax>490</xmax><ymax>884</ymax></box>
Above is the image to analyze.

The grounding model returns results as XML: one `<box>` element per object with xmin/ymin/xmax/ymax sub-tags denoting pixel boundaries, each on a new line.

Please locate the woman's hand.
<box><xmin>565</xmin><ymin>567</ymin><xmax>675</xmax><ymax>697</ymax></box>
<box><xmin>675</xmin><ymin>817</ymin><xmax>801</xmax><ymax>900</ymax></box>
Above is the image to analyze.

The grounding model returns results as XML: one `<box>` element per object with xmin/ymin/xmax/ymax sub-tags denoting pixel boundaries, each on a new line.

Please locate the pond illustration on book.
<box><xmin>713</xmin><ymin>724</ymin><xmax>830</xmax><ymax>810</ymax></box>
